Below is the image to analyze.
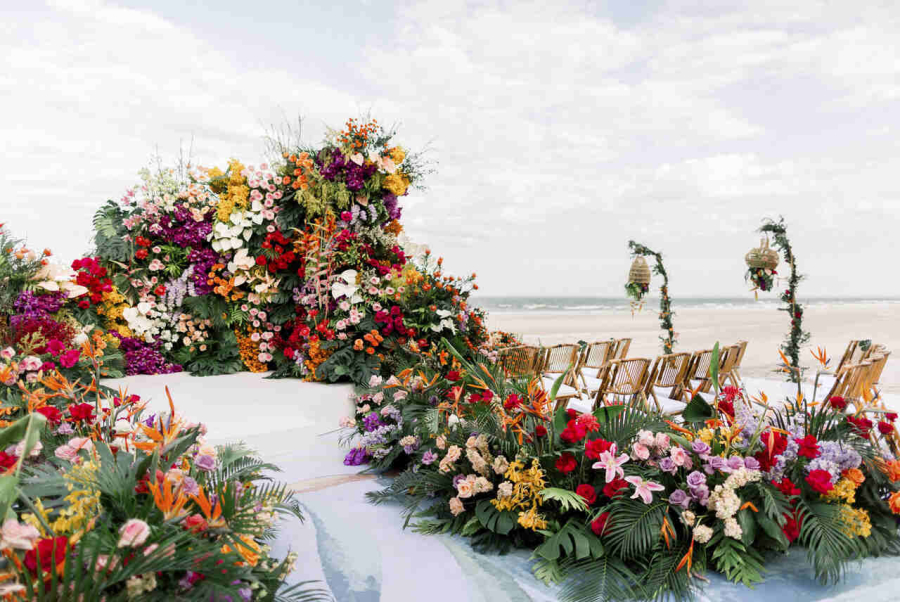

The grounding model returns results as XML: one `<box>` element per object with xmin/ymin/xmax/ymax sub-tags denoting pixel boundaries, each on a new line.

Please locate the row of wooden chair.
<box><xmin>498</xmin><ymin>340</ymin><xmax>748</xmax><ymax>415</ymax></box>
<box><xmin>820</xmin><ymin>342</ymin><xmax>891</xmax><ymax>410</ymax></box>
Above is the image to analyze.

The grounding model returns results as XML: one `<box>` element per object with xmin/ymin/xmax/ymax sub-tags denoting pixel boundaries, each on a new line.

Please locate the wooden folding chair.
<box><xmin>612</xmin><ymin>338</ymin><xmax>632</xmax><ymax>360</ymax></box>
<box><xmin>835</xmin><ymin>340</ymin><xmax>860</xmax><ymax>375</ymax></box>
<box><xmin>730</xmin><ymin>340</ymin><xmax>748</xmax><ymax>385</ymax></box>
<box><xmin>499</xmin><ymin>345</ymin><xmax>542</xmax><ymax>378</ymax></box>
<box><xmin>718</xmin><ymin>345</ymin><xmax>742</xmax><ymax>389</ymax></box>
<box><xmin>539</xmin><ymin>344</ymin><xmax>582</xmax><ymax>406</ymax></box>
<box><xmin>645</xmin><ymin>353</ymin><xmax>691</xmax><ymax>414</ymax></box>
<box><xmin>594</xmin><ymin>358</ymin><xmax>651</xmax><ymax>410</ymax></box>
<box><xmin>578</xmin><ymin>340</ymin><xmax>615</xmax><ymax>394</ymax></box>
<box><xmin>685</xmin><ymin>349</ymin><xmax>714</xmax><ymax>394</ymax></box>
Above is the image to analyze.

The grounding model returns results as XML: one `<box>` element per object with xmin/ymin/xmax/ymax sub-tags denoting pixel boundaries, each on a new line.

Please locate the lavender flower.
<box><xmin>668</xmin><ymin>489</ymin><xmax>691</xmax><ymax>509</ymax></box>
<box><xmin>422</xmin><ymin>450</ymin><xmax>437</xmax><ymax>465</ymax></box>
<box><xmin>343</xmin><ymin>447</ymin><xmax>369</xmax><ymax>466</ymax></box>
<box><xmin>686</xmin><ymin>470</ymin><xmax>707</xmax><ymax>488</ymax></box>
<box><xmin>691</xmin><ymin>440</ymin><xmax>711</xmax><ymax>456</ymax></box>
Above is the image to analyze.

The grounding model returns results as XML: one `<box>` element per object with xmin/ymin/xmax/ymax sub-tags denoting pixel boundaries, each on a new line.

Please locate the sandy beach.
<box><xmin>486</xmin><ymin>302</ymin><xmax>899</xmax><ymax>393</ymax></box>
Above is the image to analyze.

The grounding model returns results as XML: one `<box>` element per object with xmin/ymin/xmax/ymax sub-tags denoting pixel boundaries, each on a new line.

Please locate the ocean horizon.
<box><xmin>472</xmin><ymin>295</ymin><xmax>900</xmax><ymax>315</ymax></box>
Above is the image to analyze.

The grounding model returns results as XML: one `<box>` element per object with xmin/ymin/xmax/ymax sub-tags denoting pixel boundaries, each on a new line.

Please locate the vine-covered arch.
<box><xmin>627</xmin><ymin>240</ymin><xmax>676</xmax><ymax>354</ymax></box>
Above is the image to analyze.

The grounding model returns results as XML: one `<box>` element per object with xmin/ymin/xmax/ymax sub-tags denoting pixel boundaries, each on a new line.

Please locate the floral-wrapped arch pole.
<box><xmin>758</xmin><ymin>217</ymin><xmax>809</xmax><ymax>383</ymax></box>
<box><xmin>627</xmin><ymin>240</ymin><xmax>676</xmax><ymax>354</ymax></box>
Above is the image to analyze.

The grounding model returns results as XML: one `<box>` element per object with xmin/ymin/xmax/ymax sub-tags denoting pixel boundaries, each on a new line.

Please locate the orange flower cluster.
<box><xmin>339</xmin><ymin>117</ymin><xmax>380</xmax><ymax>150</ymax></box>
<box><xmin>281</xmin><ymin>151</ymin><xmax>314</xmax><ymax>191</ymax></box>
<box><xmin>208</xmin><ymin>264</ymin><xmax>244</xmax><ymax>301</ymax></box>
<box><xmin>881</xmin><ymin>459</ymin><xmax>900</xmax><ymax>482</ymax></box>
<box><xmin>383</xmin><ymin>220</ymin><xmax>403</xmax><ymax>236</ymax></box>
<box><xmin>234</xmin><ymin>329</ymin><xmax>268</xmax><ymax>373</ymax></box>
<box><xmin>303</xmin><ymin>337</ymin><xmax>333</xmax><ymax>380</ymax></box>
<box><xmin>353</xmin><ymin>330</ymin><xmax>384</xmax><ymax>355</ymax></box>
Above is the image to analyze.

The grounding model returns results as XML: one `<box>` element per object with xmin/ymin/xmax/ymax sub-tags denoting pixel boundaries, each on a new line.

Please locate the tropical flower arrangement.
<box><xmin>358</xmin><ymin>342</ymin><xmax>900</xmax><ymax>601</ymax></box>
<box><xmin>746</xmin><ymin>266</ymin><xmax>776</xmax><ymax>293</ymax></box>
<box><xmin>623</xmin><ymin>281</ymin><xmax>649</xmax><ymax>304</ymax></box>
<box><xmin>75</xmin><ymin>118</ymin><xmax>489</xmax><ymax>385</ymax></box>
<box><xmin>0</xmin><ymin>230</ymin><xmax>325</xmax><ymax>600</ymax></box>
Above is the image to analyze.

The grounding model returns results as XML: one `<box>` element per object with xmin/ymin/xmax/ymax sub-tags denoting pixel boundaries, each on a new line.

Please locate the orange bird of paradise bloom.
<box><xmin>190</xmin><ymin>486</ymin><xmax>226</xmax><ymax>529</ymax></box>
<box><xmin>134</xmin><ymin>387</ymin><xmax>184</xmax><ymax>453</ymax></box>
<box><xmin>148</xmin><ymin>476</ymin><xmax>189</xmax><ymax>521</ymax></box>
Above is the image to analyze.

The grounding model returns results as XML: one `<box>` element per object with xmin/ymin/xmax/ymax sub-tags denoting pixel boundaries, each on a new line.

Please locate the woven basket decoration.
<box><xmin>744</xmin><ymin>238</ymin><xmax>779</xmax><ymax>270</ymax></box>
<box><xmin>628</xmin><ymin>256</ymin><xmax>651</xmax><ymax>285</ymax></box>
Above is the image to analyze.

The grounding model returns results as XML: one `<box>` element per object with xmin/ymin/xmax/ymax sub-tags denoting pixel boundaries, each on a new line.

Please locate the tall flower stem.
<box><xmin>759</xmin><ymin>218</ymin><xmax>809</xmax><ymax>383</ymax></box>
<box><xmin>627</xmin><ymin>241</ymin><xmax>676</xmax><ymax>354</ymax></box>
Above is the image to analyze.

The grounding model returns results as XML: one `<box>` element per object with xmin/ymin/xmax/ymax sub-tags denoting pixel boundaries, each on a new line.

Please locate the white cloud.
<box><xmin>1</xmin><ymin>0</ymin><xmax>899</xmax><ymax>297</ymax></box>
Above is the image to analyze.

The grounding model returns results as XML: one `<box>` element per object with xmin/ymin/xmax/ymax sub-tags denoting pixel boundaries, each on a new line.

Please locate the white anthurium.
<box><xmin>331</xmin><ymin>270</ymin><xmax>362</xmax><ymax>303</ymax></box>
<box><xmin>72</xmin><ymin>323</ymin><xmax>95</xmax><ymax>346</ymax></box>
<box><xmin>431</xmin><ymin>309</ymin><xmax>457</xmax><ymax>334</ymax></box>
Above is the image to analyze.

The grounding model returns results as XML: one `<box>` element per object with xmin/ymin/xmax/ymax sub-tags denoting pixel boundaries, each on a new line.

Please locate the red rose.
<box><xmin>534</xmin><ymin>425</ymin><xmax>548</xmax><ymax>437</ymax></box>
<box><xmin>795</xmin><ymin>435</ymin><xmax>820</xmax><ymax>459</ymax></box>
<box><xmin>566</xmin><ymin>409</ymin><xmax>578</xmax><ymax>420</ymax></box>
<box><xmin>283</xmin><ymin>347</ymin><xmax>295</xmax><ymax>359</ymax></box>
<box><xmin>446</xmin><ymin>370</ymin><xmax>461</xmax><ymax>382</ymax></box>
<box><xmin>584</xmin><ymin>438</ymin><xmax>613</xmax><ymax>460</ymax></box>
<box><xmin>0</xmin><ymin>452</ymin><xmax>18</xmax><ymax>470</ymax></box>
<box><xmin>182</xmin><ymin>514</ymin><xmax>208</xmax><ymax>533</ymax></box>
<box><xmin>503</xmin><ymin>394</ymin><xmax>522</xmax><ymax>410</ymax></box>
<box><xmin>603</xmin><ymin>477</ymin><xmax>629</xmax><ymax>499</ymax></box>
<box><xmin>591</xmin><ymin>512</ymin><xmax>611</xmax><ymax>536</ymax></box>
<box><xmin>886</xmin><ymin>412</ymin><xmax>898</xmax><ymax>422</ymax></box>
<box><xmin>575</xmin><ymin>484</ymin><xmax>597</xmax><ymax>505</ymax></box>
<box><xmin>154</xmin><ymin>285</ymin><xmax>166</xmax><ymax>296</ymax></box>
<box><xmin>828</xmin><ymin>396</ymin><xmax>847</xmax><ymax>411</ymax></box>
<box><xmin>68</xmin><ymin>403</ymin><xmax>95</xmax><ymax>422</ymax></box>
<box><xmin>555</xmin><ymin>452</ymin><xmax>577</xmax><ymax>474</ymax></box>
<box><xmin>560</xmin><ymin>420</ymin><xmax>588</xmax><ymax>444</ymax></box>
<box><xmin>805</xmin><ymin>469</ymin><xmax>834</xmax><ymax>494</ymax></box>
<box><xmin>256</xmin><ymin>255</ymin><xmax>267</xmax><ymax>266</ymax></box>
<box><xmin>481</xmin><ymin>390</ymin><xmax>493</xmax><ymax>403</ymax></box>
<box><xmin>878</xmin><ymin>421</ymin><xmax>894</xmax><ymax>435</ymax></box>
<box><xmin>59</xmin><ymin>348</ymin><xmax>81</xmax><ymax>369</ymax></box>
<box><xmin>24</xmin><ymin>537</ymin><xmax>69</xmax><ymax>576</ymax></box>
<box><xmin>36</xmin><ymin>406</ymin><xmax>62</xmax><ymax>424</ymax></box>
<box><xmin>78</xmin><ymin>299</ymin><xmax>90</xmax><ymax>309</ymax></box>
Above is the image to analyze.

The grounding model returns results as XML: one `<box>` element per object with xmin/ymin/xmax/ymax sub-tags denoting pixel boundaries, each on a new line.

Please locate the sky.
<box><xmin>2</xmin><ymin>0</ymin><xmax>899</xmax><ymax>298</ymax></box>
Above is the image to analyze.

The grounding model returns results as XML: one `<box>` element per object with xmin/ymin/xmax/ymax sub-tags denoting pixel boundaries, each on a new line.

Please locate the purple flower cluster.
<box><xmin>317</xmin><ymin>148</ymin><xmax>377</xmax><ymax>191</ymax></box>
<box><xmin>187</xmin><ymin>248</ymin><xmax>218</xmax><ymax>295</ymax></box>
<box><xmin>343</xmin><ymin>447</ymin><xmax>369</xmax><ymax>466</ymax></box>
<box><xmin>363</xmin><ymin>413</ymin><xmax>384</xmax><ymax>432</ymax></box>
<box><xmin>13</xmin><ymin>290</ymin><xmax>67</xmax><ymax>317</ymax></box>
<box><xmin>154</xmin><ymin>204</ymin><xmax>212</xmax><ymax>249</ymax></box>
<box><xmin>382</xmin><ymin>193</ymin><xmax>402</xmax><ymax>222</ymax></box>
<box><xmin>112</xmin><ymin>332</ymin><xmax>182</xmax><ymax>375</ymax></box>
<box><xmin>806</xmin><ymin>440</ymin><xmax>862</xmax><ymax>483</ymax></box>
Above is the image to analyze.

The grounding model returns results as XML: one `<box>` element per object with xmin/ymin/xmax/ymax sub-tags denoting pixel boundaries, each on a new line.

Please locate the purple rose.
<box><xmin>726</xmin><ymin>456</ymin><xmax>745</xmax><ymax>472</ymax></box>
<box><xmin>422</xmin><ymin>450</ymin><xmax>437</xmax><ymax>465</ymax></box>
<box><xmin>195</xmin><ymin>454</ymin><xmax>216</xmax><ymax>472</ymax></box>
<box><xmin>705</xmin><ymin>456</ymin><xmax>726</xmax><ymax>474</ymax></box>
<box><xmin>659</xmin><ymin>457</ymin><xmax>677</xmax><ymax>474</ymax></box>
<box><xmin>686</xmin><ymin>470</ymin><xmax>707</xmax><ymax>488</ymax></box>
<box><xmin>691</xmin><ymin>440</ymin><xmax>711</xmax><ymax>456</ymax></box>
<box><xmin>668</xmin><ymin>488</ymin><xmax>690</xmax><ymax>509</ymax></box>
<box><xmin>690</xmin><ymin>484</ymin><xmax>709</xmax><ymax>506</ymax></box>
<box><xmin>744</xmin><ymin>456</ymin><xmax>760</xmax><ymax>470</ymax></box>
<box><xmin>182</xmin><ymin>477</ymin><xmax>200</xmax><ymax>497</ymax></box>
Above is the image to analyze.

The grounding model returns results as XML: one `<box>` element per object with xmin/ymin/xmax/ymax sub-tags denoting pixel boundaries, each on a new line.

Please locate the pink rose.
<box><xmin>632</xmin><ymin>442</ymin><xmax>650</xmax><ymax>460</ymax></box>
<box><xmin>654</xmin><ymin>433</ymin><xmax>670</xmax><ymax>450</ymax></box>
<box><xmin>117</xmin><ymin>519</ymin><xmax>151</xmax><ymax>548</ymax></box>
<box><xmin>54</xmin><ymin>445</ymin><xmax>78</xmax><ymax>462</ymax></box>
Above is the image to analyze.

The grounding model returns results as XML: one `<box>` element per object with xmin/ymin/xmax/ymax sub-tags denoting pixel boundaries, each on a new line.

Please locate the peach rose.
<box><xmin>117</xmin><ymin>519</ymin><xmax>151</xmax><ymax>548</ymax></box>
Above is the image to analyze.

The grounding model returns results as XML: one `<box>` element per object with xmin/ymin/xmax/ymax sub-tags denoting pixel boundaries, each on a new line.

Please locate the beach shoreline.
<box><xmin>485</xmin><ymin>302</ymin><xmax>899</xmax><ymax>393</ymax></box>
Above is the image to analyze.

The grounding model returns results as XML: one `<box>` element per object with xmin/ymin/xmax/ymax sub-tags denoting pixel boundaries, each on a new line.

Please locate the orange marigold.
<box><xmin>890</xmin><ymin>491</ymin><xmax>900</xmax><ymax>515</ymax></box>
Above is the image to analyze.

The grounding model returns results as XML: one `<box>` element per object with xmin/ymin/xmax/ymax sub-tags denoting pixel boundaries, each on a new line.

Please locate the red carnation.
<box><xmin>68</xmin><ymin>403</ymin><xmax>95</xmax><ymax>422</ymax></box>
<box><xmin>555</xmin><ymin>452</ymin><xmax>577</xmax><ymax>474</ymax></box>
<box><xmin>878</xmin><ymin>421</ymin><xmax>894</xmax><ymax>435</ymax></box>
<box><xmin>781</xmin><ymin>511</ymin><xmax>802</xmax><ymax>543</ymax></box>
<box><xmin>805</xmin><ymin>469</ymin><xmax>834</xmax><ymax>494</ymax></box>
<box><xmin>134</xmin><ymin>248</ymin><xmax>148</xmax><ymax>260</ymax></box>
<box><xmin>566</xmin><ymin>409</ymin><xmax>578</xmax><ymax>420</ymax></box>
<box><xmin>36</xmin><ymin>406</ymin><xmax>62</xmax><ymax>424</ymax></box>
<box><xmin>154</xmin><ymin>285</ymin><xmax>166</xmax><ymax>296</ymax></box>
<box><xmin>828</xmin><ymin>396</ymin><xmax>847</xmax><ymax>411</ymax></box>
<box><xmin>576</xmin><ymin>484</ymin><xmax>597</xmax><ymax>505</ymax></box>
<box><xmin>774</xmin><ymin>477</ymin><xmax>801</xmax><ymax>499</ymax></box>
<box><xmin>534</xmin><ymin>425</ymin><xmax>548</xmax><ymax>437</ymax></box>
<box><xmin>603</xmin><ymin>477</ymin><xmax>629</xmax><ymax>499</ymax></box>
<box><xmin>886</xmin><ymin>412</ymin><xmax>898</xmax><ymax>422</ymax></box>
<box><xmin>0</xmin><ymin>452</ymin><xmax>18</xmax><ymax>470</ymax></box>
<box><xmin>584</xmin><ymin>438</ymin><xmax>613</xmax><ymax>460</ymax></box>
<box><xmin>24</xmin><ymin>537</ymin><xmax>69</xmax><ymax>576</ymax></box>
<box><xmin>446</xmin><ymin>370</ymin><xmax>460</xmax><ymax>382</ymax></box>
<box><xmin>591</xmin><ymin>512</ymin><xmax>611</xmax><ymax>536</ymax></box>
<box><xmin>795</xmin><ymin>435</ymin><xmax>820</xmax><ymax>459</ymax></box>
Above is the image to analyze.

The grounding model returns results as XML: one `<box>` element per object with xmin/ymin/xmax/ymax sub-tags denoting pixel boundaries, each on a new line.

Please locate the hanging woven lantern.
<box><xmin>628</xmin><ymin>256</ymin><xmax>651</xmax><ymax>285</ymax></box>
<box><xmin>744</xmin><ymin>238</ymin><xmax>779</xmax><ymax>270</ymax></box>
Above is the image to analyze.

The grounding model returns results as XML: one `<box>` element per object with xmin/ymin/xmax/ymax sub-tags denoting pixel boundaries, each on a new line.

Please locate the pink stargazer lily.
<box><xmin>592</xmin><ymin>443</ymin><xmax>630</xmax><ymax>483</ymax></box>
<box><xmin>625</xmin><ymin>476</ymin><xmax>665</xmax><ymax>504</ymax></box>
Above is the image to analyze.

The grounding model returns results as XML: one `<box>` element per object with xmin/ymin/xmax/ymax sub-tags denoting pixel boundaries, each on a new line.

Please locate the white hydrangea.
<box><xmin>693</xmin><ymin>524</ymin><xmax>714</xmax><ymax>543</ymax></box>
<box><xmin>724</xmin><ymin>517</ymin><xmax>743</xmax><ymax>540</ymax></box>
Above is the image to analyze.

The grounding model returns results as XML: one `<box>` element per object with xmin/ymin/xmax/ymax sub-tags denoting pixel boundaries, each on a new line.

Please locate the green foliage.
<box><xmin>603</xmin><ymin>498</ymin><xmax>669</xmax><ymax>560</ymax></box>
<box><xmin>534</xmin><ymin>518</ymin><xmax>602</xmax><ymax>562</ymax></box>
<box><xmin>539</xmin><ymin>488</ymin><xmax>589</xmax><ymax>514</ymax></box>
<box><xmin>709</xmin><ymin>533</ymin><xmax>765</xmax><ymax>587</ymax></box>
<box><xmin>628</xmin><ymin>240</ymin><xmax>676</xmax><ymax>354</ymax></box>
<box><xmin>681</xmin><ymin>394</ymin><xmax>715</xmax><ymax>424</ymax></box>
